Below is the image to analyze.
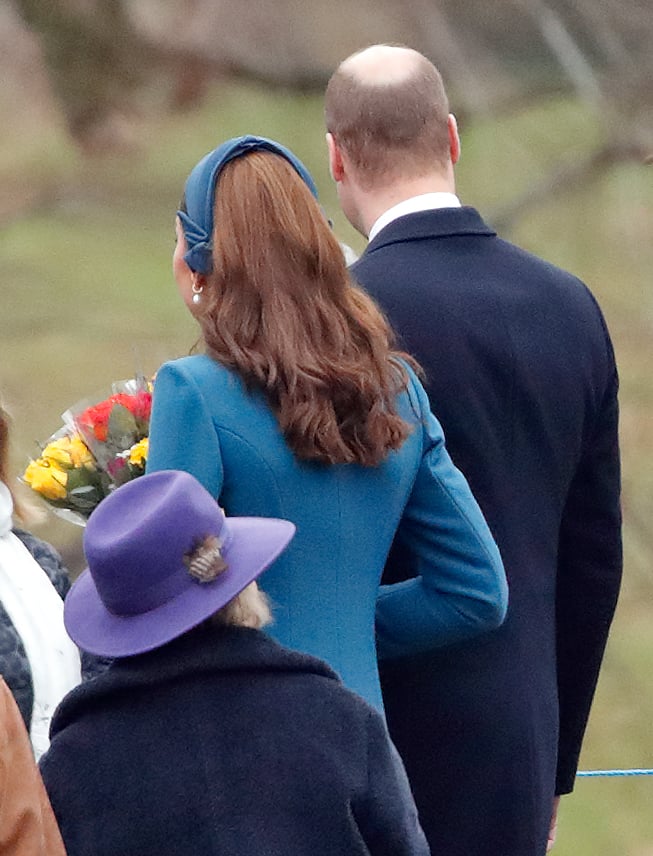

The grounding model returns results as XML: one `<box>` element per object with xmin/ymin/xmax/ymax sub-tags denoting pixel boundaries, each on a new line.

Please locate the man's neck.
<box><xmin>357</xmin><ymin>173</ymin><xmax>457</xmax><ymax>237</ymax></box>
<box><xmin>368</xmin><ymin>192</ymin><xmax>461</xmax><ymax>242</ymax></box>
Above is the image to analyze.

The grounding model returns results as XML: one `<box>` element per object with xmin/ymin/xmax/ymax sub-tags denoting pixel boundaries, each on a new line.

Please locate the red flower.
<box><xmin>124</xmin><ymin>390</ymin><xmax>152</xmax><ymax>423</ymax></box>
<box><xmin>77</xmin><ymin>391</ymin><xmax>152</xmax><ymax>443</ymax></box>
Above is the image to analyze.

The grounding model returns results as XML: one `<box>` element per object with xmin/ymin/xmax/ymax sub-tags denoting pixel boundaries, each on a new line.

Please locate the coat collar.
<box><xmin>363</xmin><ymin>206</ymin><xmax>495</xmax><ymax>255</ymax></box>
<box><xmin>50</xmin><ymin>625</ymin><xmax>340</xmax><ymax>732</ymax></box>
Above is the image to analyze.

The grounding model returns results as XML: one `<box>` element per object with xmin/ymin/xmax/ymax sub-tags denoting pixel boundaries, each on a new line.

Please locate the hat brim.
<box><xmin>64</xmin><ymin>517</ymin><xmax>295</xmax><ymax>658</ymax></box>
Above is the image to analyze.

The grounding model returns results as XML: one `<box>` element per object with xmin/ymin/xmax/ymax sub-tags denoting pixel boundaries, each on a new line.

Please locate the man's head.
<box><xmin>325</xmin><ymin>44</ymin><xmax>460</xmax><ymax>233</ymax></box>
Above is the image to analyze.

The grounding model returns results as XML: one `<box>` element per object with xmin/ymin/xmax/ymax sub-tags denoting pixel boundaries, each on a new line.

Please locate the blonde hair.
<box><xmin>213</xmin><ymin>582</ymin><xmax>272</xmax><ymax>630</ymax></box>
<box><xmin>184</xmin><ymin>536</ymin><xmax>273</xmax><ymax>630</ymax></box>
<box><xmin>184</xmin><ymin>535</ymin><xmax>272</xmax><ymax>630</ymax></box>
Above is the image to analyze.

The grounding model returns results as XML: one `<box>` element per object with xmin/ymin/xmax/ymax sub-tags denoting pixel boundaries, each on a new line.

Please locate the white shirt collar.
<box><xmin>368</xmin><ymin>192</ymin><xmax>462</xmax><ymax>242</ymax></box>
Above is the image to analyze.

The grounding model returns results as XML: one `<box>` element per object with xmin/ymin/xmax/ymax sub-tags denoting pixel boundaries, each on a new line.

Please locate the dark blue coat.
<box><xmin>40</xmin><ymin>624</ymin><xmax>430</xmax><ymax>856</ymax></box>
<box><xmin>351</xmin><ymin>207</ymin><xmax>622</xmax><ymax>856</ymax></box>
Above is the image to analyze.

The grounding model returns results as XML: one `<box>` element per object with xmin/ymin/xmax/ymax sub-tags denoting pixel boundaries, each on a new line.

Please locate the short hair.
<box><xmin>325</xmin><ymin>46</ymin><xmax>451</xmax><ymax>187</ymax></box>
<box><xmin>213</xmin><ymin>583</ymin><xmax>272</xmax><ymax>630</ymax></box>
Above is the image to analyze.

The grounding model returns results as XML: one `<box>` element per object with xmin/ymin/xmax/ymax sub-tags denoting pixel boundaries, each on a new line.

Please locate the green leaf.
<box><xmin>66</xmin><ymin>466</ymin><xmax>102</xmax><ymax>491</ymax></box>
<box><xmin>67</xmin><ymin>484</ymin><xmax>105</xmax><ymax>511</ymax></box>
<box><xmin>105</xmin><ymin>403</ymin><xmax>138</xmax><ymax>455</ymax></box>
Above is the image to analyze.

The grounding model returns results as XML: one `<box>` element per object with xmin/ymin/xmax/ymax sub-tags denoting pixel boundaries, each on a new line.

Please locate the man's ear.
<box><xmin>448</xmin><ymin>114</ymin><xmax>461</xmax><ymax>165</ymax></box>
<box><xmin>326</xmin><ymin>132</ymin><xmax>345</xmax><ymax>182</ymax></box>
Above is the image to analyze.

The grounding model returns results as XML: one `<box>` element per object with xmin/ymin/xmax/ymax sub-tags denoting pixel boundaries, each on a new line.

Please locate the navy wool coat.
<box><xmin>40</xmin><ymin>624</ymin><xmax>430</xmax><ymax>856</ymax></box>
<box><xmin>351</xmin><ymin>207</ymin><xmax>622</xmax><ymax>856</ymax></box>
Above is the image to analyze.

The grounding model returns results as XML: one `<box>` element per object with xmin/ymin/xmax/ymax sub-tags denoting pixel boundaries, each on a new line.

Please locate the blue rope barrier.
<box><xmin>576</xmin><ymin>769</ymin><xmax>653</xmax><ymax>778</ymax></box>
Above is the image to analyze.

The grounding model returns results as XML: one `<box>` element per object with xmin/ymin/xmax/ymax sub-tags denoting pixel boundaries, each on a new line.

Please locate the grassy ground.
<box><xmin>1</xmin><ymin>83</ymin><xmax>652</xmax><ymax>854</ymax></box>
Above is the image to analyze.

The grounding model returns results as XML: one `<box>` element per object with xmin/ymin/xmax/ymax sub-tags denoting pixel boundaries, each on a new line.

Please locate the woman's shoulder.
<box><xmin>156</xmin><ymin>355</ymin><xmax>244</xmax><ymax>394</ymax></box>
<box><xmin>11</xmin><ymin>529</ymin><xmax>70</xmax><ymax>598</ymax></box>
<box><xmin>154</xmin><ymin>356</ymin><xmax>268</xmax><ymax>426</ymax></box>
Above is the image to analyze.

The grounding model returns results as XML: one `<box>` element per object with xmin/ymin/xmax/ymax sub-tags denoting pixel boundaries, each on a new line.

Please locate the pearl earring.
<box><xmin>191</xmin><ymin>282</ymin><xmax>203</xmax><ymax>305</ymax></box>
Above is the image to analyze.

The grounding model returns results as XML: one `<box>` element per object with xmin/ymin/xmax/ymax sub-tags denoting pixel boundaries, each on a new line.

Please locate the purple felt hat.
<box><xmin>64</xmin><ymin>470</ymin><xmax>295</xmax><ymax>657</ymax></box>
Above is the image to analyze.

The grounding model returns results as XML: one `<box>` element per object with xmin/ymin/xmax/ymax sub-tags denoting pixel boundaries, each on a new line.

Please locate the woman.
<box><xmin>0</xmin><ymin>403</ymin><xmax>82</xmax><ymax>759</ymax></box>
<box><xmin>40</xmin><ymin>470</ymin><xmax>429</xmax><ymax>856</ymax></box>
<box><xmin>146</xmin><ymin>135</ymin><xmax>508</xmax><ymax>710</ymax></box>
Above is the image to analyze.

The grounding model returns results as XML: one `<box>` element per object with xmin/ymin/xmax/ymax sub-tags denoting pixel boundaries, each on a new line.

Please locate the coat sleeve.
<box><xmin>0</xmin><ymin>679</ymin><xmax>66</xmax><ymax>856</ymax></box>
<box><xmin>375</xmin><ymin>371</ymin><xmax>508</xmax><ymax>661</ymax></box>
<box><xmin>353</xmin><ymin>709</ymin><xmax>431</xmax><ymax>856</ymax></box>
<box><xmin>555</xmin><ymin>331</ymin><xmax>622</xmax><ymax>794</ymax></box>
<box><xmin>146</xmin><ymin>361</ymin><xmax>225</xmax><ymax>499</ymax></box>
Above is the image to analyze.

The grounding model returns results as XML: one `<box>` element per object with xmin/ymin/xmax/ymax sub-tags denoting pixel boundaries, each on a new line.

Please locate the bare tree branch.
<box><xmin>489</xmin><ymin>141</ymin><xmax>651</xmax><ymax>232</ymax></box>
<box><xmin>516</xmin><ymin>0</ymin><xmax>603</xmax><ymax>104</ymax></box>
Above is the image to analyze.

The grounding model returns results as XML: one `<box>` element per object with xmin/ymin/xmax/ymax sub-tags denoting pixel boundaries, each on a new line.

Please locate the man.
<box><xmin>325</xmin><ymin>44</ymin><xmax>622</xmax><ymax>856</ymax></box>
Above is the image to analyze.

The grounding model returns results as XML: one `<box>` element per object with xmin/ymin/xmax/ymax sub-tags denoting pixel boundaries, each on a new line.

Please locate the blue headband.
<box><xmin>178</xmin><ymin>135</ymin><xmax>319</xmax><ymax>274</ymax></box>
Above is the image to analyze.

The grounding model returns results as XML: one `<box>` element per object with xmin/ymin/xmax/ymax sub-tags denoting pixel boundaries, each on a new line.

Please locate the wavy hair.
<box><xmin>194</xmin><ymin>151</ymin><xmax>415</xmax><ymax>467</ymax></box>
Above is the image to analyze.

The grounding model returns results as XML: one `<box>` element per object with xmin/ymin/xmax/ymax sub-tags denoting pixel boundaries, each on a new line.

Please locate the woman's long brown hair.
<box><xmin>197</xmin><ymin>151</ymin><xmax>415</xmax><ymax>467</ymax></box>
<box><xmin>0</xmin><ymin>404</ymin><xmax>24</xmax><ymax>520</ymax></box>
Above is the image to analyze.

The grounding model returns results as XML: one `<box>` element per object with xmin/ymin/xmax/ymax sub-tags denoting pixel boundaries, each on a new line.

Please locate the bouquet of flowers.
<box><xmin>23</xmin><ymin>376</ymin><xmax>152</xmax><ymax>525</ymax></box>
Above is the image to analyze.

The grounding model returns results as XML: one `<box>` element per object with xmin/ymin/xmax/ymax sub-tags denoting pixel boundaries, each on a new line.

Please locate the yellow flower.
<box><xmin>23</xmin><ymin>458</ymin><xmax>68</xmax><ymax>500</ymax></box>
<box><xmin>40</xmin><ymin>437</ymin><xmax>73</xmax><ymax>468</ymax></box>
<box><xmin>68</xmin><ymin>435</ymin><xmax>94</xmax><ymax>467</ymax></box>
<box><xmin>128</xmin><ymin>437</ymin><xmax>149</xmax><ymax>467</ymax></box>
<box><xmin>40</xmin><ymin>434</ymin><xmax>94</xmax><ymax>469</ymax></box>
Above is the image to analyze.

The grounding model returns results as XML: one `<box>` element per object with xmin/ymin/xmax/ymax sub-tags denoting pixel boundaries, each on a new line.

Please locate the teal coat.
<box><xmin>146</xmin><ymin>355</ymin><xmax>507</xmax><ymax>710</ymax></box>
